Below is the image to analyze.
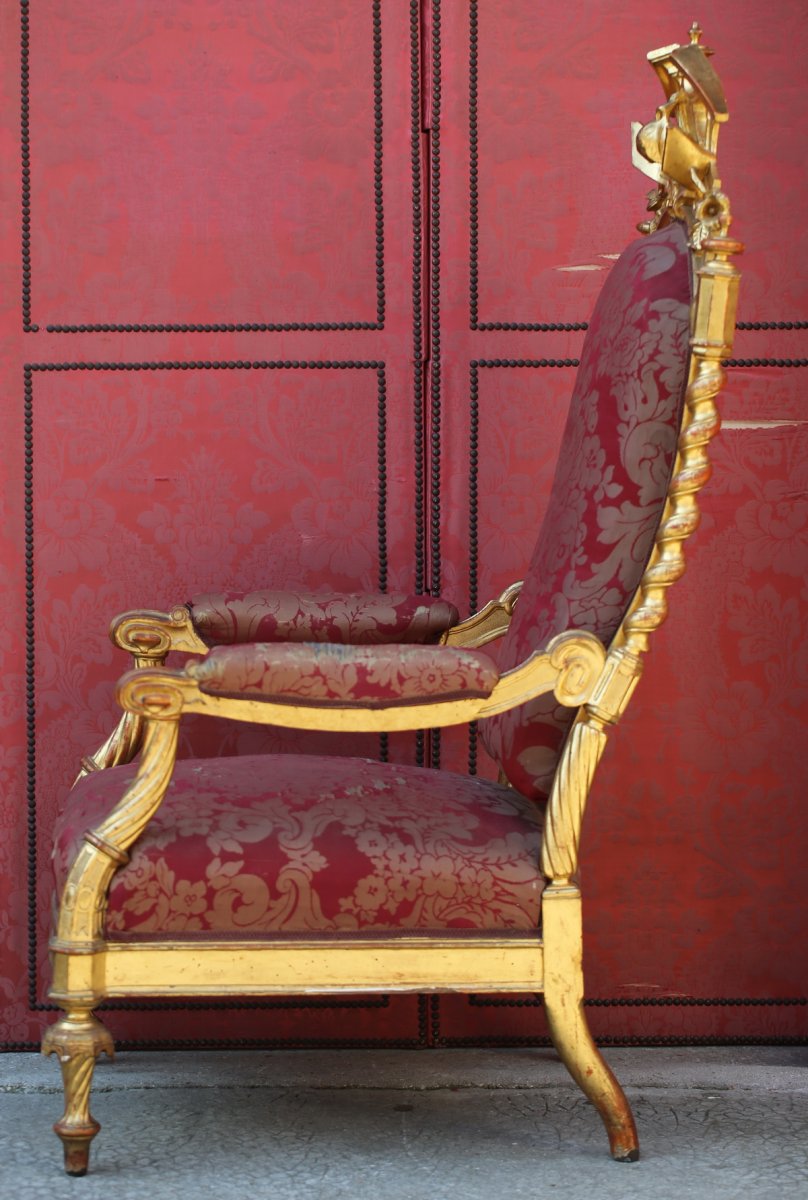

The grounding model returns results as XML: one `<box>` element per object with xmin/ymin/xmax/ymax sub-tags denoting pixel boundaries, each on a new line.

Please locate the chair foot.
<box><xmin>42</xmin><ymin>1007</ymin><xmax>114</xmax><ymax>1176</ymax></box>
<box><xmin>544</xmin><ymin>994</ymin><xmax>639</xmax><ymax>1162</ymax></box>
<box><xmin>60</xmin><ymin>1134</ymin><xmax>94</xmax><ymax>1177</ymax></box>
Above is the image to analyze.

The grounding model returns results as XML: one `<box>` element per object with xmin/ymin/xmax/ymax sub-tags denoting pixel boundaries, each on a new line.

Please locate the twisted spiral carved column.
<box><xmin>75</xmin><ymin>710</ymin><xmax>144</xmax><ymax>781</ymax></box>
<box><xmin>93</xmin><ymin>717</ymin><xmax>180</xmax><ymax>853</ymax></box>
<box><xmin>621</xmin><ymin>234</ymin><xmax>741</xmax><ymax>659</ymax></box>
<box><xmin>621</xmin><ymin>369</ymin><xmax>722</xmax><ymax>654</ymax></box>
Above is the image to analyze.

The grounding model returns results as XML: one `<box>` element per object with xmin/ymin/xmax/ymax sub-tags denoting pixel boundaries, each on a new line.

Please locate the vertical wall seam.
<box><xmin>411</xmin><ymin>1</ymin><xmax>426</xmax><ymax>597</ymax></box>
<box><xmin>427</xmin><ymin>0</ymin><xmax>442</xmax><ymax>772</ymax></box>
<box><xmin>24</xmin><ymin>366</ymin><xmax>38</xmax><ymax>1005</ymax></box>
<box><xmin>428</xmin><ymin>0</ymin><xmax>442</xmax><ymax>600</ymax></box>
<box><xmin>20</xmin><ymin>1</ymin><xmax>36</xmax><ymax>331</ymax></box>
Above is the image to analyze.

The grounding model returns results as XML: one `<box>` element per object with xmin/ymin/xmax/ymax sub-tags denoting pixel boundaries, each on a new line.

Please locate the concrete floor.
<box><xmin>1</xmin><ymin>1047</ymin><xmax>807</xmax><ymax>1199</ymax></box>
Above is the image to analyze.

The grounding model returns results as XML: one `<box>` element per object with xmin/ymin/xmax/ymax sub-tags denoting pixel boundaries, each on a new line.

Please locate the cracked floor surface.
<box><xmin>1</xmin><ymin>1048</ymin><xmax>807</xmax><ymax>1199</ymax></box>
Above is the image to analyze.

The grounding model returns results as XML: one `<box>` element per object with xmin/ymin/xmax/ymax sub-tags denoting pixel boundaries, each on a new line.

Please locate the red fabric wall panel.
<box><xmin>30</xmin><ymin>2</ymin><xmax>393</xmax><ymax>331</ymax></box>
<box><xmin>1</xmin><ymin>0</ymin><xmax>428</xmax><ymax>1047</ymax></box>
<box><xmin>0</xmin><ymin>1</ymin><xmax>806</xmax><ymax>1049</ymax></box>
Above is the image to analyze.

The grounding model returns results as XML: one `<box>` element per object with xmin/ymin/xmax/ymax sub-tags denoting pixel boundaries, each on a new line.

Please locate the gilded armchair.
<box><xmin>44</xmin><ymin>29</ymin><xmax>741</xmax><ymax>1175</ymax></box>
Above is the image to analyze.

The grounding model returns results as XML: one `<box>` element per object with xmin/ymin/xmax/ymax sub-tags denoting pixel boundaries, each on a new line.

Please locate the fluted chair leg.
<box><xmin>542</xmin><ymin>884</ymin><xmax>639</xmax><ymax>1161</ymax></box>
<box><xmin>42</xmin><ymin>1007</ymin><xmax>114</xmax><ymax>1175</ymax></box>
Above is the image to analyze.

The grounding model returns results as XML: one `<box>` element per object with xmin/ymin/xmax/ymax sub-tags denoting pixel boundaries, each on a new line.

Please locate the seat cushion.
<box><xmin>54</xmin><ymin>756</ymin><xmax>543</xmax><ymax>936</ymax></box>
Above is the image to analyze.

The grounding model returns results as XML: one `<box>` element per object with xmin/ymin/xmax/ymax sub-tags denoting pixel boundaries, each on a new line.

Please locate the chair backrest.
<box><xmin>481</xmin><ymin>220</ymin><xmax>692</xmax><ymax>801</ymax></box>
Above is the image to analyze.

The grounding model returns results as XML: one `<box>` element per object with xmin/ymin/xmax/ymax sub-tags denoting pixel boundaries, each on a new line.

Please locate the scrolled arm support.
<box><xmin>475</xmin><ymin>630</ymin><xmax>606</xmax><ymax>719</ymax></box>
<box><xmin>441</xmin><ymin>581</ymin><xmax>522</xmax><ymax>649</ymax></box>
<box><xmin>54</xmin><ymin>712</ymin><xmax>181</xmax><ymax>952</ymax></box>
<box><xmin>540</xmin><ymin>645</ymin><xmax>642</xmax><ymax>884</ymax></box>
<box><xmin>75</xmin><ymin>711</ymin><xmax>144</xmax><ymax>782</ymax></box>
<box><xmin>74</xmin><ymin>607</ymin><xmax>207</xmax><ymax>783</ymax></box>
<box><xmin>114</xmin><ymin>630</ymin><xmax>606</xmax><ymax>736</ymax></box>
<box><xmin>97</xmin><ymin>634</ymin><xmax>608</xmax><ymax>897</ymax></box>
<box><xmin>541</xmin><ymin>717</ymin><xmax>608</xmax><ymax>885</ymax></box>
<box><xmin>116</xmin><ymin>671</ymin><xmax>197</xmax><ymax>721</ymax></box>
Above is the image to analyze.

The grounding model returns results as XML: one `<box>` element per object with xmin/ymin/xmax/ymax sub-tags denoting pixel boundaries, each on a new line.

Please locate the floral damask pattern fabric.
<box><xmin>189</xmin><ymin>590</ymin><xmax>460</xmax><ymax>646</ymax></box>
<box><xmin>53</xmin><ymin>755</ymin><xmax>544</xmax><ymax>934</ymax></box>
<box><xmin>190</xmin><ymin>642</ymin><xmax>499</xmax><ymax>707</ymax></box>
<box><xmin>482</xmin><ymin>222</ymin><xmax>691</xmax><ymax>801</ymax></box>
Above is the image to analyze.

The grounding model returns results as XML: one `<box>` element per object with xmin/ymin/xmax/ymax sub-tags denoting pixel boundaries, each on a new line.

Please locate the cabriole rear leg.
<box><xmin>542</xmin><ymin>884</ymin><xmax>639</xmax><ymax>1161</ymax></box>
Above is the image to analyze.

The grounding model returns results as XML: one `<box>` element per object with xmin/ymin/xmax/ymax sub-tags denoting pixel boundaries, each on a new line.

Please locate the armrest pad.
<box><xmin>188</xmin><ymin>590</ymin><xmax>460</xmax><ymax>647</ymax></box>
<box><xmin>187</xmin><ymin>642</ymin><xmax>499</xmax><ymax>709</ymax></box>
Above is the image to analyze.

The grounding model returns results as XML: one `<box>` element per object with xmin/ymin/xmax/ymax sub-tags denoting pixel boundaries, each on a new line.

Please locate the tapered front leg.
<box><xmin>542</xmin><ymin>884</ymin><xmax>639</xmax><ymax>1162</ymax></box>
<box><xmin>42</xmin><ymin>1008</ymin><xmax>114</xmax><ymax>1175</ymax></box>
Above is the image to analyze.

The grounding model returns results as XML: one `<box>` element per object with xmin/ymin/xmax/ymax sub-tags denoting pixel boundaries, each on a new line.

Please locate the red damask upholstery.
<box><xmin>189</xmin><ymin>590</ymin><xmax>460</xmax><ymax>647</ymax></box>
<box><xmin>54</xmin><ymin>755</ymin><xmax>543</xmax><ymax>935</ymax></box>
<box><xmin>189</xmin><ymin>642</ymin><xmax>499</xmax><ymax>708</ymax></box>
<box><xmin>481</xmin><ymin>221</ymin><xmax>692</xmax><ymax>801</ymax></box>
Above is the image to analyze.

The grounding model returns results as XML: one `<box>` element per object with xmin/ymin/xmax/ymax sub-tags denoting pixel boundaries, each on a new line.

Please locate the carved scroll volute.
<box><xmin>547</xmin><ymin>630</ymin><xmax>607</xmax><ymax>708</ymax></box>
<box><xmin>73</xmin><ymin>608</ymin><xmax>204</xmax><ymax>782</ymax></box>
<box><xmin>110</xmin><ymin>605</ymin><xmax>208</xmax><ymax>661</ymax></box>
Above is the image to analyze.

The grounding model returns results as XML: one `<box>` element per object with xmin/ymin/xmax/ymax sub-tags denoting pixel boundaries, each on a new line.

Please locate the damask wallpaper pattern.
<box><xmin>0</xmin><ymin>0</ymin><xmax>805</xmax><ymax>1048</ymax></box>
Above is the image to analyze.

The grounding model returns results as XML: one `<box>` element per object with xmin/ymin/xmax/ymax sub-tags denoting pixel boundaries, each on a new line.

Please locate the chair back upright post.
<box><xmin>538</xmin><ymin>33</ymin><xmax>741</xmax><ymax>1164</ymax></box>
<box><xmin>541</xmin><ymin>25</ymin><xmax>742</xmax><ymax>886</ymax></box>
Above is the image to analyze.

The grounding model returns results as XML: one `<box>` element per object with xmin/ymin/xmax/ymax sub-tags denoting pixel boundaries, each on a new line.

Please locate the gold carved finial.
<box><xmin>689</xmin><ymin>21</ymin><xmax>714</xmax><ymax>56</ymax></box>
<box><xmin>631</xmin><ymin>25</ymin><xmax>728</xmax><ymax>242</ymax></box>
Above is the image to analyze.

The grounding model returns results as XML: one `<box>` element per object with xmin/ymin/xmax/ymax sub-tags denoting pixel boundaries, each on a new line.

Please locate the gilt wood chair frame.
<box><xmin>44</xmin><ymin>28</ymin><xmax>741</xmax><ymax>1174</ymax></box>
